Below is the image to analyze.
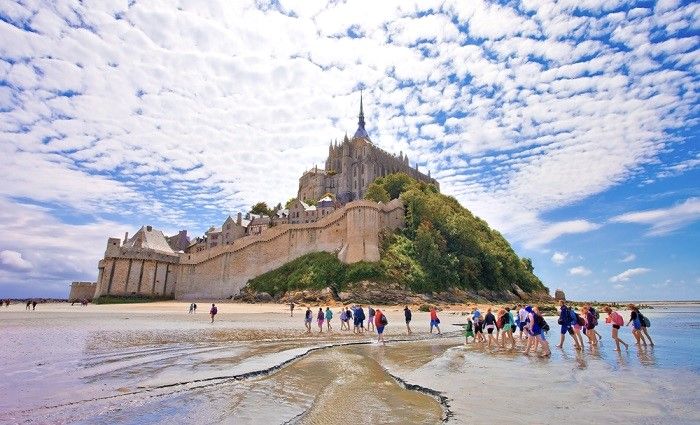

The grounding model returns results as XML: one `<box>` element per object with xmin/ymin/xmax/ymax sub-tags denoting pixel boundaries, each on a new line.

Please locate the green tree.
<box><xmin>285</xmin><ymin>198</ymin><xmax>296</xmax><ymax>209</ymax></box>
<box><xmin>251</xmin><ymin>202</ymin><xmax>271</xmax><ymax>216</ymax></box>
<box><xmin>364</xmin><ymin>182</ymin><xmax>390</xmax><ymax>203</ymax></box>
<box><xmin>383</xmin><ymin>173</ymin><xmax>414</xmax><ymax>199</ymax></box>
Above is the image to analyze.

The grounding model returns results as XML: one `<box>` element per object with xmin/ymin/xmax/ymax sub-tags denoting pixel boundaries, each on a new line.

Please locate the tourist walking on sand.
<box><xmin>473</xmin><ymin>310</ymin><xmax>485</xmax><ymax>343</ymax></box>
<box><xmin>325</xmin><ymin>307</ymin><xmax>333</xmax><ymax>331</ymax></box>
<box><xmin>582</xmin><ymin>305</ymin><xmax>598</xmax><ymax>346</ymax></box>
<box><xmin>429</xmin><ymin>307</ymin><xmax>441</xmax><ymax>335</ymax></box>
<box><xmin>517</xmin><ymin>304</ymin><xmax>528</xmax><ymax>340</ymax></box>
<box><xmin>209</xmin><ymin>303</ymin><xmax>218</xmax><ymax>323</ymax></box>
<box><xmin>556</xmin><ymin>300</ymin><xmax>581</xmax><ymax>351</ymax></box>
<box><xmin>304</xmin><ymin>307</ymin><xmax>312</xmax><ymax>333</ymax></box>
<box><xmin>32</xmin><ymin>300</ymin><xmax>37</xmax><ymax>310</ymax></box>
<box><xmin>317</xmin><ymin>308</ymin><xmax>325</xmax><ymax>333</ymax></box>
<box><xmin>375</xmin><ymin>308</ymin><xmax>387</xmax><ymax>344</ymax></box>
<box><xmin>404</xmin><ymin>305</ymin><xmax>412</xmax><ymax>334</ymax></box>
<box><xmin>484</xmin><ymin>308</ymin><xmax>497</xmax><ymax>347</ymax></box>
<box><xmin>188</xmin><ymin>303</ymin><xmax>194</xmax><ymax>314</ymax></box>
<box><xmin>524</xmin><ymin>306</ymin><xmax>551</xmax><ymax>357</ymax></box>
<box><xmin>499</xmin><ymin>307</ymin><xmax>515</xmax><ymax>349</ymax></box>
<box><xmin>367</xmin><ymin>306</ymin><xmax>375</xmax><ymax>332</ymax></box>
<box><xmin>604</xmin><ymin>306</ymin><xmax>629</xmax><ymax>351</ymax></box>
<box><xmin>339</xmin><ymin>308</ymin><xmax>348</xmax><ymax>330</ymax></box>
<box><xmin>290</xmin><ymin>303</ymin><xmax>295</xmax><ymax>317</ymax></box>
<box><xmin>637</xmin><ymin>307</ymin><xmax>654</xmax><ymax>346</ymax></box>
<box><xmin>464</xmin><ymin>316</ymin><xmax>475</xmax><ymax>344</ymax></box>
<box><xmin>627</xmin><ymin>304</ymin><xmax>644</xmax><ymax>346</ymax></box>
<box><xmin>26</xmin><ymin>300</ymin><xmax>31</xmax><ymax>310</ymax></box>
<box><xmin>193</xmin><ymin>303</ymin><xmax>197</xmax><ymax>313</ymax></box>
<box><xmin>355</xmin><ymin>305</ymin><xmax>366</xmax><ymax>334</ymax></box>
<box><xmin>345</xmin><ymin>306</ymin><xmax>353</xmax><ymax>329</ymax></box>
<box><xmin>587</xmin><ymin>304</ymin><xmax>604</xmax><ymax>341</ymax></box>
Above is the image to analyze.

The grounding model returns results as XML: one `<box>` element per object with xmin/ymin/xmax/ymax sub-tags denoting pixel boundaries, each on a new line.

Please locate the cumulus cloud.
<box><xmin>525</xmin><ymin>220</ymin><xmax>601</xmax><ymax>248</ymax></box>
<box><xmin>610</xmin><ymin>198</ymin><xmax>700</xmax><ymax>236</ymax></box>
<box><xmin>551</xmin><ymin>251</ymin><xmax>568</xmax><ymax>265</ymax></box>
<box><xmin>569</xmin><ymin>266</ymin><xmax>592</xmax><ymax>276</ymax></box>
<box><xmin>0</xmin><ymin>250</ymin><xmax>33</xmax><ymax>272</ymax></box>
<box><xmin>610</xmin><ymin>268</ymin><xmax>651</xmax><ymax>283</ymax></box>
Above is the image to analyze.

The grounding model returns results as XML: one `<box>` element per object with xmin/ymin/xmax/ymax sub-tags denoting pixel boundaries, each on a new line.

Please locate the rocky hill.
<box><xmin>243</xmin><ymin>173</ymin><xmax>550</xmax><ymax>305</ymax></box>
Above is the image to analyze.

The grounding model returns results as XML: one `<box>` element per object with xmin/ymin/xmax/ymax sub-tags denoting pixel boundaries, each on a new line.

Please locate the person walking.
<box><xmin>500</xmin><ymin>307</ymin><xmax>515</xmax><ymax>349</ymax></box>
<box><xmin>188</xmin><ymin>303</ymin><xmax>194</xmax><ymax>314</ymax></box>
<box><xmin>32</xmin><ymin>300</ymin><xmax>37</xmax><ymax>310</ymax></box>
<box><xmin>339</xmin><ymin>308</ymin><xmax>348</xmax><ymax>330</ymax></box>
<box><xmin>429</xmin><ymin>307</ymin><xmax>442</xmax><ymax>335</ymax></box>
<box><xmin>582</xmin><ymin>306</ymin><xmax>598</xmax><ymax>346</ymax></box>
<box><xmin>325</xmin><ymin>306</ymin><xmax>333</xmax><ymax>331</ymax></box>
<box><xmin>604</xmin><ymin>306</ymin><xmax>629</xmax><ymax>351</ymax></box>
<box><xmin>627</xmin><ymin>304</ymin><xmax>644</xmax><ymax>346</ymax></box>
<box><xmin>355</xmin><ymin>305</ymin><xmax>366</xmax><ymax>333</ymax></box>
<box><xmin>517</xmin><ymin>304</ymin><xmax>528</xmax><ymax>340</ymax></box>
<box><xmin>304</xmin><ymin>307</ymin><xmax>312</xmax><ymax>333</ymax></box>
<box><xmin>290</xmin><ymin>303</ymin><xmax>295</xmax><ymax>317</ymax></box>
<box><xmin>556</xmin><ymin>300</ymin><xmax>581</xmax><ymax>351</ymax></box>
<box><xmin>209</xmin><ymin>303</ymin><xmax>218</xmax><ymax>323</ymax></box>
<box><xmin>484</xmin><ymin>308</ymin><xmax>497</xmax><ymax>348</ymax></box>
<box><xmin>375</xmin><ymin>309</ymin><xmax>387</xmax><ymax>344</ymax></box>
<box><xmin>464</xmin><ymin>317</ymin><xmax>475</xmax><ymax>344</ymax></box>
<box><xmin>193</xmin><ymin>303</ymin><xmax>197</xmax><ymax>313</ymax></box>
<box><xmin>404</xmin><ymin>305</ymin><xmax>412</xmax><ymax>334</ymax></box>
<box><xmin>317</xmin><ymin>308</ymin><xmax>325</xmax><ymax>333</ymax></box>
<box><xmin>25</xmin><ymin>300</ymin><xmax>31</xmax><ymax>310</ymax></box>
<box><xmin>637</xmin><ymin>308</ymin><xmax>654</xmax><ymax>346</ymax></box>
<box><xmin>367</xmin><ymin>306</ymin><xmax>376</xmax><ymax>332</ymax></box>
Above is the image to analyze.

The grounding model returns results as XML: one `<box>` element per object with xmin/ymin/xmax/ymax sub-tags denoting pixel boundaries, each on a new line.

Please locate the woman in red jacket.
<box><xmin>375</xmin><ymin>309</ymin><xmax>387</xmax><ymax>345</ymax></box>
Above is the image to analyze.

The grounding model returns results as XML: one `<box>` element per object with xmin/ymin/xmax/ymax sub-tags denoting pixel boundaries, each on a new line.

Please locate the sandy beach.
<box><xmin>1</xmin><ymin>301</ymin><xmax>698</xmax><ymax>424</ymax></box>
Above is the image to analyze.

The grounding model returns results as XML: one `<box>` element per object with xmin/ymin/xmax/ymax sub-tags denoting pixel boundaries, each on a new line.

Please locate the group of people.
<box><xmin>302</xmin><ymin>304</ymin><xmax>402</xmax><ymax>344</ymax></box>
<box><xmin>461</xmin><ymin>301</ymin><xmax>655</xmax><ymax>357</ymax></box>
<box><xmin>25</xmin><ymin>300</ymin><xmax>38</xmax><ymax>310</ymax></box>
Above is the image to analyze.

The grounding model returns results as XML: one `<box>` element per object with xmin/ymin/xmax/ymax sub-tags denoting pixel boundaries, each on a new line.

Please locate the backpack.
<box><xmin>576</xmin><ymin>314</ymin><xmax>585</xmax><ymax>327</ymax></box>
<box><xmin>536</xmin><ymin>314</ymin><xmax>549</xmax><ymax>332</ymax></box>
<box><xmin>496</xmin><ymin>316</ymin><xmax>504</xmax><ymax>329</ymax></box>
<box><xmin>639</xmin><ymin>313</ymin><xmax>651</xmax><ymax>328</ymax></box>
<box><xmin>569</xmin><ymin>308</ymin><xmax>577</xmax><ymax>324</ymax></box>
<box><xmin>380</xmin><ymin>315</ymin><xmax>388</xmax><ymax>326</ymax></box>
<box><xmin>592</xmin><ymin>307</ymin><xmax>600</xmax><ymax>320</ymax></box>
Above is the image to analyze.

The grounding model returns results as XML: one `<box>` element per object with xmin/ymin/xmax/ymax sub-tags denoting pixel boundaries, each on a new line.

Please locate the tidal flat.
<box><xmin>1</xmin><ymin>302</ymin><xmax>698</xmax><ymax>424</ymax></box>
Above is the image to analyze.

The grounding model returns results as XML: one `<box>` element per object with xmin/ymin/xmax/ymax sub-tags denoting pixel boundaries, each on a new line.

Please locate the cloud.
<box><xmin>0</xmin><ymin>250</ymin><xmax>33</xmax><ymax>272</ymax></box>
<box><xmin>551</xmin><ymin>251</ymin><xmax>568</xmax><ymax>265</ymax></box>
<box><xmin>620</xmin><ymin>253</ymin><xmax>636</xmax><ymax>263</ymax></box>
<box><xmin>525</xmin><ymin>220</ymin><xmax>601</xmax><ymax>248</ymax></box>
<box><xmin>609</xmin><ymin>268</ymin><xmax>651</xmax><ymax>283</ymax></box>
<box><xmin>610</xmin><ymin>198</ymin><xmax>700</xmax><ymax>236</ymax></box>
<box><xmin>569</xmin><ymin>266</ymin><xmax>592</xmax><ymax>276</ymax></box>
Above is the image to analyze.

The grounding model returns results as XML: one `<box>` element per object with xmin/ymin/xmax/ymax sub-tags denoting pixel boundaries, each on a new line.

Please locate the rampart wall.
<box><xmin>93</xmin><ymin>199</ymin><xmax>404</xmax><ymax>300</ymax></box>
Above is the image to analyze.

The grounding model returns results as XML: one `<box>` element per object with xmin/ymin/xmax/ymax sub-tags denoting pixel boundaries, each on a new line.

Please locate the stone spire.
<box><xmin>352</xmin><ymin>90</ymin><xmax>369</xmax><ymax>139</ymax></box>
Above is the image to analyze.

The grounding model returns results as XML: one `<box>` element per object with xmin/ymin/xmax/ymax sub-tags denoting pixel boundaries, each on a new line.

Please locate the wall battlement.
<box><xmin>94</xmin><ymin>199</ymin><xmax>404</xmax><ymax>300</ymax></box>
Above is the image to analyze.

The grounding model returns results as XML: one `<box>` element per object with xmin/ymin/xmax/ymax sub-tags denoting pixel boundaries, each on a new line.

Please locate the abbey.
<box><xmin>298</xmin><ymin>94</ymin><xmax>439</xmax><ymax>204</ymax></box>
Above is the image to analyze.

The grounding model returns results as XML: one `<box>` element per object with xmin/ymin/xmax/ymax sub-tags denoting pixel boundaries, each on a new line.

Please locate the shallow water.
<box><xmin>1</xmin><ymin>304</ymin><xmax>698</xmax><ymax>424</ymax></box>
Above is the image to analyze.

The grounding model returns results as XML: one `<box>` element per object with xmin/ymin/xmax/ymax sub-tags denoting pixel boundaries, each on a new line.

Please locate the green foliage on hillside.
<box><xmin>248</xmin><ymin>252</ymin><xmax>384</xmax><ymax>296</ymax></box>
<box><xmin>368</xmin><ymin>173</ymin><xmax>547</xmax><ymax>294</ymax></box>
<box><xmin>248</xmin><ymin>173</ymin><xmax>546</xmax><ymax>297</ymax></box>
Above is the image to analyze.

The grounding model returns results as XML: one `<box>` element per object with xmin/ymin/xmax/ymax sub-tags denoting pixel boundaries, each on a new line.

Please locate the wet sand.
<box><xmin>1</xmin><ymin>302</ymin><xmax>698</xmax><ymax>424</ymax></box>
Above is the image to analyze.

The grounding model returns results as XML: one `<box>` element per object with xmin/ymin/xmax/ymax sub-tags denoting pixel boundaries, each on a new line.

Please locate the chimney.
<box><xmin>146</xmin><ymin>225</ymin><xmax>152</xmax><ymax>231</ymax></box>
<box><xmin>237</xmin><ymin>212</ymin><xmax>242</xmax><ymax>225</ymax></box>
<box><xmin>123</xmin><ymin>232</ymin><xmax>129</xmax><ymax>244</ymax></box>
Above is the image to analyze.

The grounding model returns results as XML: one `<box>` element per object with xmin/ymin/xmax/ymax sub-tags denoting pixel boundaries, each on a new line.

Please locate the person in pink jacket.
<box><xmin>604</xmin><ymin>306</ymin><xmax>629</xmax><ymax>351</ymax></box>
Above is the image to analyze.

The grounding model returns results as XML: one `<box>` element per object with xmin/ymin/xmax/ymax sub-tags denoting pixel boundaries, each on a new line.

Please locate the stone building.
<box><xmin>166</xmin><ymin>230</ymin><xmax>190</xmax><ymax>252</ymax></box>
<box><xmin>68</xmin><ymin>281</ymin><xmax>97</xmax><ymax>301</ymax></box>
<box><xmin>298</xmin><ymin>95</ymin><xmax>439</xmax><ymax>204</ymax></box>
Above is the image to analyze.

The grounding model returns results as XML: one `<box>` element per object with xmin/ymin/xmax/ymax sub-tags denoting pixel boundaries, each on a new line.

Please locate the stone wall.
<box><xmin>175</xmin><ymin>199</ymin><xmax>404</xmax><ymax>299</ymax></box>
<box><xmin>68</xmin><ymin>281</ymin><xmax>97</xmax><ymax>301</ymax></box>
<box><xmin>93</xmin><ymin>199</ymin><xmax>405</xmax><ymax>300</ymax></box>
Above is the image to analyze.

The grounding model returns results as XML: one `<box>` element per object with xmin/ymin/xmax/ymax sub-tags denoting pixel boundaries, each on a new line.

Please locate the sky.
<box><xmin>0</xmin><ymin>0</ymin><xmax>698</xmax><ymax>301</ymax></box>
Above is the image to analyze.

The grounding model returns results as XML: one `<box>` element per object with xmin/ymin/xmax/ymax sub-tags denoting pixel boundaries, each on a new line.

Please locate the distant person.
<box><xmin>604</xmin><ymin>306</ymin><xmax>629</xmax><ymax>351</ymax></box>
<box><xmin>356</xmin><ymin>305</ymin><xmax>366</xmax><ymax>333</ymax></box>
<box><xmin>533</xmin><ymin>306</ymin><xmax>551</xmax><ymax>357</ymax></box>
<box><xmin>290</xmin><ymin>303</ymin><xmax>295</xmax><ymax>317</ymax></box>
<box><xmin>367</xmin><ymin>306</ymin><xmax>375</xmax><ymax>332</ymax></box>
<box><xmin>484</xmin><ymin>308</ymin><xmax>496</xmax><ymax>347</ymax></box>
<box><xmin>626</xmin><ymin>304</ymin><xmax>644</xmax><ymax>346</ymax></box>
<box><xmin>209</xmin><ymin>303</ymin><xmax>218</xmax><ymax>323</ymax></box>
<box><xmin>404</xmin><ymin>306</ymin><xmax>412</xmax><ymax>334</ymax></box>
<box><xmin>375</xmin><ymin>309</ymin><xmax>387</xmax><ymax>344</ymax></box>
<box><xmin>500</xmin><ymin>307</ymin><xmax>515</xmax><ymax>349</ymax></box>
<box><xmin>473</xmin><ymin>310</ymin><xmax>484</xmax><ymax>342</ymax></box>
<box><xmin>188</xmin><ymin>303</ymin><xmax>194</xmax><ymax>314</ymax></box>
<box><xmin>193</xmin><ymin>303</ymin><xmax>197</xmax><ymax>313</ymax></box>
<box><xmin>429</xmin><ymin>307</ymin><xmax>441</xmax><ymax>335</ymax></box>
<box><xmin>32</xmin><ymin>300</ymin><xmax>37</xmax><ymax>310</ymax></box>
<box><xmin>304</xmin><ymin>307</ymin><xmax>312</xmax><ymax>333</ymax></box>
<box><xmin>325</xmin><ymin>307</ymin><xmax>333</xmax><ymax>331</ymax></box>
<box><xmin>339</xmin><ymin>308</ymin><xmax>348</xmax><ymax>330</ymax></box>
<box><xmin>636</xmin><ymin>307</ymin><xmax>654</xmax><ymax>346</ymax></box>
<box><xmin>464</xmin><ymin>317</ymin><xmax>474</xmax><ymax>344</ymax></box>
<box><xmin>345</xmin><ymin>306</ymin><xmax>353</xmax><ymax>329</ymax></box>
<box><xmin>317</xmin><ymin>308</ymin><xmax>325</xmax><ymax>333</ymax></box>
<box><xmin>586</xmin><ymin>304</ymin><xmax>604</xmax><ymax>341</ymax></box>
<box><xmin>4</xmin><ymin>299</ymin><xmax>9</xmax><ymax>307</ymax></box>
<box><xmin>26</xmin><ymin>300</ymin><xmax>31</xmax><ymax>310</ymax></box>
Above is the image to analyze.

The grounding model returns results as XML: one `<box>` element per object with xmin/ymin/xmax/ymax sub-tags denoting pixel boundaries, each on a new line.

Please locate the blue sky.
<box><xmin>0</xmin><ymin>0</ymin><xmax>698</xmax><ymax>300</ymax></box>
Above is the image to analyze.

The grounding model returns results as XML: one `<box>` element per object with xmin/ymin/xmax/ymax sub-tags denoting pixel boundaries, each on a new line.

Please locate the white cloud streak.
<box><xmin>610</xmin><ymin>267</ymin><xmax>651</xmax><ymax>283</ymax></box>
<box><xmin>610</xmin><ymin>198</ymin><xmax>700</xmax><ymax>236</ymax></box>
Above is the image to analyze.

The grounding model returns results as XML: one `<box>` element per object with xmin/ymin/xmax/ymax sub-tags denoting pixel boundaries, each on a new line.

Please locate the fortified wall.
<box><xmin>94</xmin><ymin>199</ymin><xmax>404</xmax><ymax>300</ymax></box>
